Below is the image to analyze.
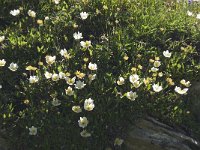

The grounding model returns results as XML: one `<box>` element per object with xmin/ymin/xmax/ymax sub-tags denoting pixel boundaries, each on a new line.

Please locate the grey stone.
<box><xmin>189</xmin><ymin>82</ymin><xmax>200</xmax><ymax>122</ymax></box>
<box><xmin>125</xmin><ymin>117</ymin><xmax>200</xmax><ymax>150</ymax></box>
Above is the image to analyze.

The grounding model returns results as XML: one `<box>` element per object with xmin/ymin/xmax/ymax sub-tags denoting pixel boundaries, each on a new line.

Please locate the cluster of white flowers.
<box><xmin>150</xmin><ymin>60</ymin><xmax>161</xmax><ymax>74</ymax></box>
<box><xmin>129</xmin><ymin>74</ymin><xmax>141</xmax><ymax>88</ymax></box>
<box><xmin>75</xmin><ymin>98</ymin><xmax>95</xmax><ymax>137</ymax></box>
<box><xmin>174</xmin><ymin>79</ymin><xmax>191</xmax><ymax>95</ymax></box>
<box><xmin>186</xmin><ymin>10</ymin><xmax>200</xmax><ymax>19</ymax></box>
<box><xmin>116</xmin><ymin>74</ymin><xmax>140</xmax><ymax>101</ymax></box>
<box><xmin>40</xmin><ymin>11</ymin><xmax>96</xmax><ymax>136</ymax></box>
<box><xmin>0</xmin><ymin>59</ymin><xmax>19</xmax><ymax>72</ymax></box>
<box><xmin>10</xmin><ymin>9</ymin><xmax>37</xmax><ymax>18</ymax></box>
<box><xmin>116</xmin><ymin>46</ymin><xmax>188</xmax><ymax>101</ymax></box>
<box><xmin>8</xmin><ymin>63</ymin><xmax>18</xmax><ymax>71</ymax></box>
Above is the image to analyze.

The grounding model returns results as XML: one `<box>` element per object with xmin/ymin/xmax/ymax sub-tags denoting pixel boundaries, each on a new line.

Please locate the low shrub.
<box><xmin>0</xmin><ymin>0</ymin><xmax>199</xmax><ymax>149</ymax></box>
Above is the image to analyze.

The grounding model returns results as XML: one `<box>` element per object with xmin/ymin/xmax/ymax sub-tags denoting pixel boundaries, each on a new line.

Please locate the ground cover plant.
<box><xmin>0</xmin><ymin>0</ymin><xmax>200</xmax><ymax>149</ymax></box>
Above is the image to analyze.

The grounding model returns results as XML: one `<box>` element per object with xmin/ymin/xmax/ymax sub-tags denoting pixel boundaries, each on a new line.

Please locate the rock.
<box><xmin>188</xmin><ymin>82</ymin><xmax>200</xmax><ymax>122</ymax></box>
<box><xmin>125</xmin><ymin>116</ymin><xmax>200</xmax><ymax>150</ymax></box>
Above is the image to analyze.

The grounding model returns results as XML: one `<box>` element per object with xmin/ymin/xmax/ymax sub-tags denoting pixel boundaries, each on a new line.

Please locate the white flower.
<box><xmin>28</xmin><ymin>10</ymin><xmax>36</xmax><ymax>18</ymax></box>
<box><xmin>73</xmin><ymin>32</ymin><xmax>83</xmax><ymax>40</ymax></box>
<box><xmin>175</xmin><ymin>86</ymin><xmax>188</xmax><ymax>95</ymax></box>
<box><xmin>151</xmin><ymin>67</ymin><xmax>159</xmax><ymax>72</ymax></box>
<box><xmin>29</xmin><ymin>76</ymin><xmax>39</xmax><ymax>84</ymax></box>
<box><xmin>197</xmin><ymin>14</ymin><xmax>200</xmax><ymax>19</ymax></box>
<box><xmin>52</xmin><ymin>73</ymin><xmax>59</xmax><ymax>81</ymax></box>
<box><xmin>80</xmin><ymin>41</ymin><xmax>91</xmax><ymax>49</ymax></box>
<box><xmin>65</xmin><ymin>77</ymin><xmax>76</xmax><ymax>85</ymax></box>
<box><xmin>60</xmin><ymin>48</ymin><xmax>70</xmax><ymax>59</ymax></box>
<box><xmin>78</xmin><ymin>117</ymin><xmax>89</xmax><ymax>128</ymax></box>
<box><xmin>117</xmin><ymin>77</ymin><xmax>125</xmax><ymax>85</ymax></box>
<box><xmin>0</xmin><ymin>59</ymin><xmax>6</xmax><ymax>67</ymax></box>
<box><xmin>132</xmin><ymin>81</ymin><xmax>141</xmax><ymax>88</ymax></box>
<box><xmin>153</xmin><ymin>61</ymin><xmax>161</xmax><ymax>68</ymax></box>
<box><xmin>29</xmin><ymin>126</ymin><xmax>37</xmax><ymax>135</ymax></box>
<box><xmin>180</xmin><ymin>79</ymin><xmax>191</xmax><ymax>87</ymax></box>
<box><xmin>51</xmin><ymin>98</ymin><xmax>61</xmax><ymax>106</ymax></box>
<box><xmin>88</xmin><ymin>74</ymin><xmax>96</xmax><ymax>81</ymax></box>
<box><xmin>0</xmin><ymin>36</ymin><xmax>5</xmax><ymax>43</ymax></box>
<box><xmin>60</xmin><ymin>49</ymin><xmax>67</xmax><ymax>56</ymax></box>
<box><xmin>158</xmin><ymin>72</ymin><xmax>163</xmax><ymax>77</ymax></box>
<box><xmin>126</xmin><ymin>91</ymin><xmax>138</xmax><ymax>101</ymax></box>
<box><xmin>80</xmin><ymin>12</ymin><xmax>89</xmax><ymax>20</ymax></box>
<box><xmin>44</xmin><ymin>71</ymin><xmax>52</xmax><ymax>79</ymax></box>
<box><xmin>163</xmin><ymin>50</ymin><xmax>172</xmax><ymax>58</ymax></box>
<box><xmin>88</xmin><ymin>62</ymin><xmax>97</xmax><ymax>71</ymax></box>
<box><xmin>152</xmin><ymin>83</ymin><xmax>163</xmax><ymax>92</ymax></box>
<box><xmin>84</xmin><ymin>98</ymin><xmax>95</xmax><ymax>111</ymax></box>
<box><xmin>187</xmin><ymin>11</ymin><xmax>193</xmax><ymax>16</ymax></box>
<box><xmin>0</xmin><ymin>85</ymin><xmax>2</xmax><ymax>89</ymax></box>
<box><xmin>45</xmin><ymin>55</ymin><xmax>56</xmax><ymax>65</ymax></box>
<box><xmin>59</xmin><ymin>72</ymin><xmax>66</xmax><ymax>79</ymax></box>
<box><xmin>53</xmin><ymin>0</ymin><xmax>60</xmax><ymax>4</ymax></box>
<box><xmin>65</xmin><ymin>86</ymin><xmax>74</xmax><ymax>96</ymax></box>
<box><xmin>10</xmin><ymin>9</ymin><xmax>20</xmax><ymax>16</ymax></box>
<box><xmin>74</xmin><ymin>80</ymin><xmax>86</xmax><ymax>89</ymax></box>
<box><xmin>129</xmin><ymin>74</ymin><xmax>139</xmax><ymax>84</ymax></box>
<box><xmin>114</xmin><ymin>138</ymin><xmax>124</xmax><ymax>146</ymax></box>
<box><xmin>45</xmin><ymin>16</ymin><xmax>49</xmax><ymax>20</ymax></box>
<box><xmin>8</xmin><ymin>63</ymin><xmax>18</xmax><ymax>71</ymax></box>
<box><xmin>80</xmin><ymin>130</ymin><xmax>91</xmax><ymax>138</ymax></box>
<box><xmin>72</xmin><ymin>106</ymin><xmax>82</xmax><ymax>113</ymax></box>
